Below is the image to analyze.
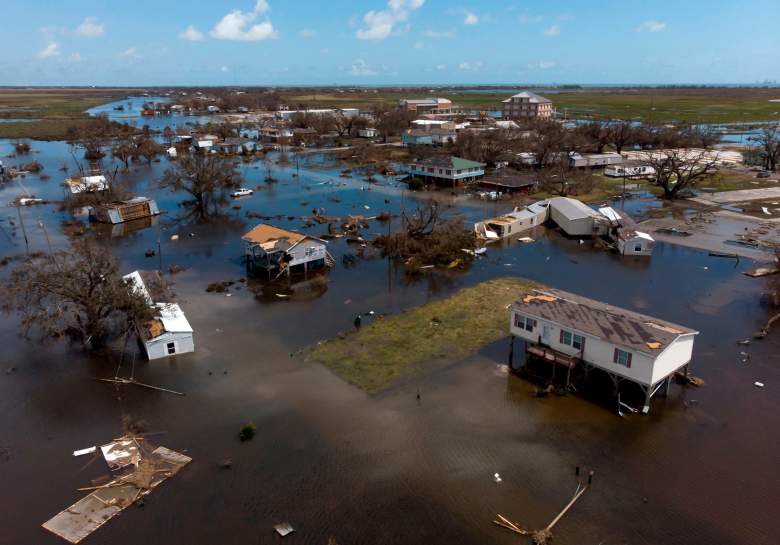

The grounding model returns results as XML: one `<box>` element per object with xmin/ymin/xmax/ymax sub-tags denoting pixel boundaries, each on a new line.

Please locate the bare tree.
<box><xmin>749</xmin><ymin>126</ymin><xmax>780</xmax><ymax>171</ymax></box>
<box><xmin>135</xmin><ymin>136</ymin><xmax>163</xmax><ymax>165</ymax></box>
<box><xmin>610</xmin><ymin>121</ymin><xmax>637</xmax><ymax>154</ymax></box>
<box><xmin>644</xmin><ymin>148</ymin><xmax>720</xmax><ymax>199</ymax></box>
<box><xmin>538</xmin><ymin>156</ymin><xmax>594</xmax><ymax>197</ymax></box>
<box><xmin>111</xmin><ymin>135</ymin><xmax>135</xmax><ymax>169</ymax></box>
<box><xmin>576</xmin><ymin>120</ymin><xmax>612</xmax><ymax>153</ymax></box>
<box><xmin>525</xmin><ymin>120</ymin><xmax>569</xmax><ymax>168</ymax></box>
<box><xmin>451</xmin><ymin>130</ymin><xmax>517</xmax><ymax>167</ymax></box>
<box><xmin>0</xmin><ymin>238</ymin><xmax>153</xmax><ymax>348</ymax></box>
<box><xmin>159</xmin><ymin>154</ymin><xmax>243</xmax><ymax>220</ymax></box>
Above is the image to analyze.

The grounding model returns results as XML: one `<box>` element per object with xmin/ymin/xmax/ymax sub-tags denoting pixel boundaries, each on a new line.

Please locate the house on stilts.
<box><xmin>242</xmin><ymin>224</ymin><xmax>334</xmax><ymax>278</ymax></box>
<box><xmin>509</xmin><ymin>288</ymin><xmax>698</xmax><ymax>414</ymax></box>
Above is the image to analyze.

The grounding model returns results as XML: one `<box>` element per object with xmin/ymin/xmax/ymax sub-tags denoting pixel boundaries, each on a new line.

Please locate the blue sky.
<box><xmin>3</xmin><ymin>0</ymin><xmax>779</xmax><ymax>86</ymax></box>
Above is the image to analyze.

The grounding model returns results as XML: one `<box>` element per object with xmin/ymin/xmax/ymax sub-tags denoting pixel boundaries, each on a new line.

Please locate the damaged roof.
<box><xmin>512</xmin><ymin>288</ymin><xmax>698</xmax><ymax>354</ymax></box>
<box><xmin>242</xmin><ymin>224</ymin><xmax>324</xmax><ymax>252</ymax></box>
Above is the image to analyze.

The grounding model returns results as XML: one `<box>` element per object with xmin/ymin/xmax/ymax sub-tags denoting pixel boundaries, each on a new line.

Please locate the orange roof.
<box><xmin>242</xmin><ymin>224</ymin><xmax>308</xmax><ymax>250</ymax></box>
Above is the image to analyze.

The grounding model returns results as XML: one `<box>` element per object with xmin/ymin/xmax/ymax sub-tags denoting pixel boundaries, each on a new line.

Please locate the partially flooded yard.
<box><xmin>1</xmin><ymin>125</ymin><xmax>779</xmax><ymax>545</ymax></box>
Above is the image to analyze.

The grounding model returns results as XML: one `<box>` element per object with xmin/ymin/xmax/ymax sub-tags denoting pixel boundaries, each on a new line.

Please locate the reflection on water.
<box><xmin>0</xmin><ymin>135</ymin><xmax>778</xmax><ymax>545</ymax></box>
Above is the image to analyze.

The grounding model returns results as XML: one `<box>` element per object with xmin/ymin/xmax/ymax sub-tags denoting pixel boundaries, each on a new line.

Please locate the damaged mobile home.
<box><xmin>510</xmin><ymin>289</ymin><xmax>699</xmax><ymax>413</ymax></box>
<box><xmin>63</xmin><ymin>174</ymin><xmax>108</xmax><ymax>194</ymax></box>
<box><xmin>474</xmin><ymin>200</ymin><xmax>549</xmax><ymax>239</ymax></box>
<box><xmin>243</xmin><ymin>224</ymin><xmax>334</xmax><ymax>278</ymax></box>
<box><xmin>123</xmin><ymin>270</ymin><xmax>194</xmax><ymax>360</ymax></box>
<box><xmin>89</xmin><ymin>197</ymin><xmax>160</xmax><ymax>224</ymax></box>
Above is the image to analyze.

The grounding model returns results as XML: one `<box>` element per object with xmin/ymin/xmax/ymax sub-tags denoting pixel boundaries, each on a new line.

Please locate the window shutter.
<box><xmin>613</xmin><ymin>348</ymin><xmax>619</xmax><ymax>363</ymax></box>
<box><xmin>560</xmin><ymin>330</ymin><xmax>565</xmax><ymax>344</ymax></box>
<box><xmin>627</xmin><ymin>353</ymin><xmax>632</xmax><ymax>368</ymax></box>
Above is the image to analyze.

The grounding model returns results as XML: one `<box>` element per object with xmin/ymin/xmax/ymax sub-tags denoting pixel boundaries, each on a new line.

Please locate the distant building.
<box><xmin>399</xmin><ymin>98</ymin><xmax>453</xmax><ymax>114</ymax></box>
<box><xmin>216</xmin><ymin>137</ymin><xmax>258</xmax><ymax>154</ymax></box>
<box><xmin>502</xmin><ymin>91</ymin><xmax>553</xmax><ymax>120</ymax></box>
<box><xmin>548</xmin><ymin>197</ymin><xmax>610</xmax><ymax>237</ymax></box>
<box><xmin>402</xmin><ymin>127</ymin><xmax>457</xmax><ymax>146</ymax></box>
<box><xmin>408</xmin><ymin>156</ymin><xmax>485</xmax><ymax>186</ymax></box>
<box><xmin>260</xmin><ymin>127</ymin><xmax>294</xmax><ymax>140</ymax></box>
<box><xmin>568</xmin><ymin>152</ymin><xmax>623</xmax><ymax>168</ymax></box>
<box><xmin>358</xmin><ymin>128</ymin><xmax>377</xmax><ymax>138</ymax></box>
<box><xmin>604</xmin><ymin>164</ymin><xmax>656</xmax><ymax>178</ymax></box>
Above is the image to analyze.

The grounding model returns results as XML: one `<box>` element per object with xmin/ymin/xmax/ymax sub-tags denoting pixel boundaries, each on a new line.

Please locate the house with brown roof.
<box><xmin>242</xmin><ymin>224</ymin><xmax>333</xmax><ymax>277</ymax></box>
<box><xmin>510</xmin><ymin>288</ymin><xmax>698</xmax><ymax>413</ymax></box>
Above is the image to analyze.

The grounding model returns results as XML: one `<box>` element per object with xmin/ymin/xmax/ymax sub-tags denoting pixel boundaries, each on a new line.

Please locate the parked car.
<box><xmin>756</xmin><ymin>171</ymin><xmax>771</xmax><ymax>178</ymax></box>
<box><xmin>231</xmin><ymin>188</ymin><xmax>254</xmax><ymax>198</ymax></box>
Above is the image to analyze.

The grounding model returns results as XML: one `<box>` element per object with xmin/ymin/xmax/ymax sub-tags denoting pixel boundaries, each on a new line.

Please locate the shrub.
<box><xmin>239</xmin><ymin>421</ymin><xmax>256</xmax><ymax>442</ymax></box>
<box><xmin>407</xmin><ymin>177</ymin><xmax>425</xmax><ymax>191</ymax></box>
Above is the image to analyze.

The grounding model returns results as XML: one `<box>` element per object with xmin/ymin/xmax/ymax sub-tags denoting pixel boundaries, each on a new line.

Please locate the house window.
<box><xmin>634</xmin><ymin>244</ymin><xmax>643</xmax><ymax>252</ymax></box>
<box><xmin>613</xmin><ymin>348</ymin><xmax>632</xmax><ymax>368</ymax></box>
<box><xmin>167</xmin><ymin>342</ymin><xmax>176</xmax><ymax>355</ymax></box>
<box><xmin>559</xmin><ymin>330</ymin><xmax>585</xmax><ymax>350</ymax></box>
<box><xmin>514</xmin><ymin>313</ymin><xmax>536</xmax><ymax>332</ymax></box>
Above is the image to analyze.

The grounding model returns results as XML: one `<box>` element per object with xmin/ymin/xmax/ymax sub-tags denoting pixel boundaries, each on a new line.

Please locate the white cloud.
<box><xmin>518</xmin><ymin>14</ymin><xmax>542</xmax><ymax>24</ymax></box>
<box><xmin>423</xmin><ymin>29</ymin><xmax>455</xmax><ymax>38</ymax></box>
<box><xmin>543</xmin><ymin>25</ymin><xmax>560</xmax><ymax>37</ymax></box>
<box><xmin>179</xmin><ymin>25</ymin><xmax>204</xmax><ymax>41</ymax></box>
<box><xmin>636</xmin><ymin>20</ymin><xmax>666</xmax><ymax>32</ymax></box>
<box><xmin>76</xmin><ymin>16</ymin><xmax>104</xmax><ymax>38</ymax></box>
<box><xmin>211</xmin><ymin>1</ymin><xmax>279</xmax><ymax>41</ymax></box>
<box><xmin>356</xmin><ymin>0</ymin><xmax>425</xmax><ymax>41</ymax></box>
<box><xmin>120</xmin><ymin>47</ymin><xmax>141</xmax><ymax>59</ymax></box>
<box><xmin>463</xmin><ymin>11</ymin><xmax>479</xmax><ymax>25</ymax></box>
<box><xmin>528</xmin><ymin>60</ymin><xmax>556</xmax><ymax>69</ymax></box>
<box><xmin>299</xmin><ymin>29</ymin><xmax>317</xmax><ymax>38</ymax></box>
<box><xmin>414</xmin><ymin>41</ymin><xmax>424</xmax><ymax>49</ymax></box>
<box><xmin>37</xmin><ymin>42</ymin><xmax>60</xmax><ymax>58</ymax></box>
<box><xmin>350</xmin><ymin>58</ymin><xmax>377</xmax><ymax>76</ymax></box>
<box><xmin>458</xmin><ymin>60</ymin><xmax>483</xmax><ymax>71</ymax></box>
<box><xmin>221</xmin><ymin>65</ymin><xmax>230</xmax><ymax>73</ymax></box>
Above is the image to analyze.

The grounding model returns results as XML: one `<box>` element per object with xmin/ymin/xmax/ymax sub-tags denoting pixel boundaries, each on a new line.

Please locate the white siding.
<box><xmin>144</xmin><ymin>332</ymin><xmax>195</xmax><ymax>360</ymax></box>
<box><xmin>650</xmin><ymin>334</ymin><xmax>694</xmax><ymax>384</ymax></box>
<box><xmin>288</xmin><ymin>241</ymin><xmax>326</xmax><ymax>266</ymax></box>
<box><xmin>510</xmin><ymin>311</ymin><xmax>659</xmax><ymax>386</ymax></box>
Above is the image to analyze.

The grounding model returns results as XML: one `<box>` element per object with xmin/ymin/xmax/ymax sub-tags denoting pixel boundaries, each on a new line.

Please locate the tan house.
<box><xmin>399</xmin><ymin>98</ymin><xmax>453</xmax><ymax>114</ymax></box>
<box><xmin>502</xmin><ymin>91</ymin><xmax>553</xmax><ymax>120</ymax></box>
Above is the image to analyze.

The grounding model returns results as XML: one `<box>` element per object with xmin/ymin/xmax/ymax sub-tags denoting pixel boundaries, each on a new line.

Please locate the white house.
<box><xmin>358</xmin><ymin>128</ymin><xmax>377</xmax><ymax>138</ymax></box>
<box><xmin>474</xmin><ymin>200</ymin><xmax>550</xmax><ymax>239</ymax></box>
<box><xmin>123</xmin><ymin>270</ymin><xmax>194</xmax><ymax>361</ymax></box>
<box><xmin>510</xmin><ymin>288</ymin><xmax>698</xmax><ymax>413</ymax></box>
<box><xmin>569</xmin><ymin>152</ymin><xmax>623</xmax><ymax>168</ymax></box>
<box><xmin>604</xmin><ymin>164</ymin><xmax>656</xmax><ymax>178</ymax></box>
<box><xmin>617</xmin><ymin>230</ymin><xmax>655</xmax><ymax>256</ymax></box>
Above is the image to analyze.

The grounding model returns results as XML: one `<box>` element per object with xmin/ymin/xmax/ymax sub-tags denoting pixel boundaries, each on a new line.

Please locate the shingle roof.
<box><xmin>512</xmin><ymin>288</ymin><xmax>698</xmax><ymax>354</ymax></box>
<box><xmin>242</xmin><ymin>224</ymin><xmax>324</xmax><ymax>252</ymax></box>
<box><xmin>502</xmin><ymin>91</ymin><xmax>552</xmax><ymax>104</ymax></box>
<box><xmin>413</xmin><ymin>156</ymin><xmax>485</xmax><ymax>170</ymax></box>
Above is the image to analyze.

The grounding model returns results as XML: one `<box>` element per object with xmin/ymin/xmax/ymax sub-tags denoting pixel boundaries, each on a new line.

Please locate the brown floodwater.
<box><xmin>0</xmin><ymin>137</ymin><xmax>778</xmax><ymax>545</ymax></box>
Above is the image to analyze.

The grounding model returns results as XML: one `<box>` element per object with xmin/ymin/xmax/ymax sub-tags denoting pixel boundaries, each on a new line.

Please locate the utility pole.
<box><xmin>16</xmin><ymin>205</ymin><xmax>29</xmax><ymax>254</ymax></box>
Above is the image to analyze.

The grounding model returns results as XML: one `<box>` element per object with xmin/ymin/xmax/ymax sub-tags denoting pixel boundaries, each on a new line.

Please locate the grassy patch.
<box><xmin>697</xmin><ymin>170</ymin><xmax>779</xmax><ymax>192</ymax></box>
<box><xmin>307</xmin><ymin>277</ymin><xmax>540</xmax><ymax>393</ymax></box>
<box><xmin>0</xmin><ymin>88</ymin><xmax>130</xmax><ymax>140</ymax></box>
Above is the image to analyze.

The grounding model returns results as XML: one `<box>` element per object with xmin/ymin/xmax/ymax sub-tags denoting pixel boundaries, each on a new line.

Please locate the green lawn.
<box><xmin>0</xmin><ymin>88</ymin><xmax>130</xmax><ymax>140</ymax></box>
<box><xmin>306</xmin><ymin>277</ymin><xmax>540</xmax><ymax>393</ymax></box>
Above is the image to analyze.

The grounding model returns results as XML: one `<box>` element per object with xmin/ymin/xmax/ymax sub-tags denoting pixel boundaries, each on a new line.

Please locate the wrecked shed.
<box><xmin>475</xmin><ymin>201</ymin><xmax>550</xmax><ymax>239</ymax></box>
<box><xmin>89</xmin><ymin>197</ymin><xmax>160</xmax><ymax>224</ymax></box>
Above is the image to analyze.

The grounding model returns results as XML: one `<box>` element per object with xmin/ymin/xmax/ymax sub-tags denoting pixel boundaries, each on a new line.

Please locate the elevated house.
<box><xmin>123</xmin><ymin>270</ymin><xmax>194</xmax><ymax>361</ymax></box>
<box><xmin>510</xmin><ymin>288</ymin><xmax>698</xmax><ymax>413</ymax></box>
<box><xmin>90</xmin><ymin>197</ymin><xmax>161</xmax><ymax>225</ymax></box>
<box><xmin>242</xmin><ymin>224</ymin><xmax>334</xmax><ymax>278</ymax></box>
<box><xmin>408</xmin><ymin>156</ymin><xmax>485</xmax><ymax>186</ymax></box>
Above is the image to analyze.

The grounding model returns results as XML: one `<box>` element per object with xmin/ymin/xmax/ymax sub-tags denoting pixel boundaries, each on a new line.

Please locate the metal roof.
<box><xmin>549</xmin><ymin>197</ymin><xmax>603</xmax><ymax>221</ymax></box>
<box><xmin>156</xmin><ymin>303</ymin><xmax>193</xmax><ymax>334</ymax></box>
<box><xmin>502</xmin><ymin>91</ymin><xmax>552</xmax><ymax>104</ymax></box>
<box><xmin>412</xmin><ymin>156</ymin><xmax>486</xmax><ymax>170</ymax></box>
<box><xmin>512</xmin><ymin>288</ymin><xmax>697</xmax><ymax>354</ymax></box>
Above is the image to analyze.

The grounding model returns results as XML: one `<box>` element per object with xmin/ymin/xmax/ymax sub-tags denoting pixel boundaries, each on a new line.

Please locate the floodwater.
<box><xmin>0</xmin><ymin>134</ymin><xmax>779</xmax><ymax>545</ymax></box>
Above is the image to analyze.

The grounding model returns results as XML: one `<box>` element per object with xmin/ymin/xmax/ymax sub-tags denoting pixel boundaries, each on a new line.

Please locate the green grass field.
<box><xmin>306</xmin><ymin>277</ymin><xmax>539</xmax><ymax>393</ymax></box>
<box><xmin>0</xmin><ymin>88</ymin><xmax>130</xmax><ymax>139</ymax></box>
<box><xmin>289</xmin><ymin>87</ymin><xmax>780</xmax><ymax>124</ymax></box>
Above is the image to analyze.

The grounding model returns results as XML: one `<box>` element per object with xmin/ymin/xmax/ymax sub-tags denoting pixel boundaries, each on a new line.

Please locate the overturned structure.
<box><xmin>243</xmin><ymin>224</ymin><xmax>334</xmax><ymax>278</ymax></box>
<box><xmin>89</xmin><ymin>197</ymin><xmax>160</xmax><ymax>224</ymax></box>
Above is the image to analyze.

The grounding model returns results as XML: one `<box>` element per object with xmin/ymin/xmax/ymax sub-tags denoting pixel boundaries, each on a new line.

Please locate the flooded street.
<box><xmin>1</xmin><ymin>129</ymin><xmax>779</xmax><ymax>545</ymax></box>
